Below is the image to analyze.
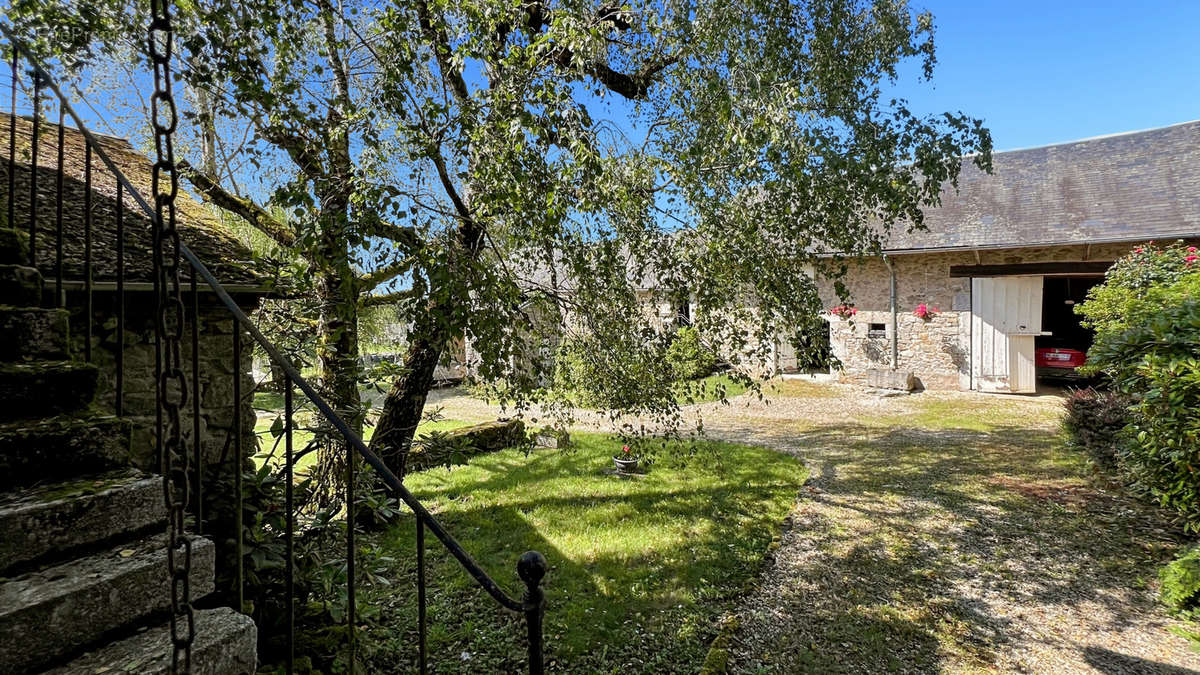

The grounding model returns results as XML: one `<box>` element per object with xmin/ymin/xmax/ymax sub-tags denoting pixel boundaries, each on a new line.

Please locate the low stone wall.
<box><xmin>408</xmin><ymin>419</ymin><xmax>526</xmax><ymax>473</ymax></box>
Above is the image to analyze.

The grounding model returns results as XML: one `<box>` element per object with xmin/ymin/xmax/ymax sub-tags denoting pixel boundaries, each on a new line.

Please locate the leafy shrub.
<box><xmin>553</xmin><ymin>333</ymin><xmax>675</xmax><ymax>409</ymax></box>
<box><xmin>1077</xmin><ymin>241</ymin><xmax>1200</xmax><ymax>531</ymax></box>
<box><xmin>665</xmin><ymin>326</ymin><xmax>716</xmax><ymax>381</ymax></box>
<box><xmin>1161</xmin><ymin>545</ymin><xmax>1200</xmax><ymax>619</ymax></box>
<box><xmin>205</xmin><ymin>460</ymin><xmax>398</xmax><ymax>671</ymax></box>
<box><xmin>1097</xmin><ymin>301</ymin><xmax>1200</xmax><ymax>531</ymax></box>
<box><xmin>1062</xmin><ymin>387</ymin><xmax>1131</xmax><ymax>470</ymax></box>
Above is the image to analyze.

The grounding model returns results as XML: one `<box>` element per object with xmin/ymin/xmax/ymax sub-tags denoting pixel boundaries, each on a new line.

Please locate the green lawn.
<box><xmin>252</xmin><ymin>389</ymin><xmax>286</xmax><ymax>413</ymax></box>
<box><xmin>358</xmin><ymin>433</ymin><xmax>807</xmax><ymax>672</ymax></box>
<box><xmin>674</xmin><ymin>373</ymin><xmax>750</xmax><ymax>405</ymax></box>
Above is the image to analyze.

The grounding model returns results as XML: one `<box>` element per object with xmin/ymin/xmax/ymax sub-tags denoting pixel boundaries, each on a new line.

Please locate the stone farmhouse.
<box><xmin>791</xmin><ymin>120</ymin><xmax>1200</xmax><ymax>393</ymax></box>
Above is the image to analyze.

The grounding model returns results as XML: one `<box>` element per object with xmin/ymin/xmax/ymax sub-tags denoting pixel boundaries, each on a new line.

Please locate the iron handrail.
<box><xmin>2</xmin><ymin>23</ymin><xmax>547</xmax><ymax>671</ymax></box>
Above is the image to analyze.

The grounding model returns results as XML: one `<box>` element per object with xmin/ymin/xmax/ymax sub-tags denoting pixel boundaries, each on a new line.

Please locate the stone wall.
<box><xmin>812</xmin><ymin>242</ymin><xmax>1154</xmax><ymax>390</ymax></box>
<box><xmin>67</xmin><ymin>289</ymin><xmax>260</xmax><ymax>473</ymax></box>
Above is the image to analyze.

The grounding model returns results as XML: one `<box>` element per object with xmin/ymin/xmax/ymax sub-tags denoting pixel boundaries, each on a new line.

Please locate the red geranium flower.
<box><xmin>913</xmin><ymin>303</ymin><xmax>939</xmax><ymax>320</ymax></box>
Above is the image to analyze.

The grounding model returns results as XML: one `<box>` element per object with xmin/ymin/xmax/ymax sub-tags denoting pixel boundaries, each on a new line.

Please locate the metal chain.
<box><xmin>148</xmin><ymin>1</ymin><xmax>194</xmax><ymax>671</ymax></box>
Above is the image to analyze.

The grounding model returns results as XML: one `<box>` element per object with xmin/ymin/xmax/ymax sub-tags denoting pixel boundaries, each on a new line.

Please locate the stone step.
<box><xmin>0</xmin><ymin>227</ymin><xmax>30</xmax><ymax>266</ymax></box>
<box><xmin>0</xmin><ymin>264</ymin><xmax>43</xmax><ymax>306</ymax></box>
<box><xmin>0</xmin><ymin>415</ymin><xmax>131</xmax><ymax>489</ymax></box>
<box><xmin>0</xmin><ymin>361</ymin><xmax>98</xmax><ymax>421</ymax></box>
<box><xmin>0</xmin><ymin>534</ymin><xmax>216</xmax><ymax>674</ymax></box>
<box><xmin>45</xmin><ymin>607</ymin><xmax>257</xmax><ymax>675</ymax></box>
<box><xmin>0</xmin><ymin>469</ymin><xmax>165</xmax><ymax>574</ymax></box>
<box><xmin>0</xmin><ymin>306</ymin><xmax>70</xmax><ymax>361</ymax></box>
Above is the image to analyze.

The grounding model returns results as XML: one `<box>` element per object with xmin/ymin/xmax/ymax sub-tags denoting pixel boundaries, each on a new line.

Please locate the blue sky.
<box><xmin>891</xmin><ymin>1</ymin><xmax>1200</xmax><ymax>151</ymax></box>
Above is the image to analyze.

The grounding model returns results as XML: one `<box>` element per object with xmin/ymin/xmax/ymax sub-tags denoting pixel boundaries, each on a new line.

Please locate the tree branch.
<box><xmin>520</xmin><ymin>2</ymin><xmax>677</xmax><ymax>100</ymax></box>
<box><xmin>361</xmin><ymin>216</ymin><xmax>422</xmax><ymax>248</ymax></box>
<box><xmin>256</xmin><ymin>121</ymin><xmax>327</xmax><ymax>181</ymax></box>
<box><xmin>179</xmin><ymin>160</ymin><xmax>296</xmax><ymax>247</ymax></box>
<box><xmin>551</xmin><ymin>50</ymin><xmax>678</xmax><ymax>100</ymax></box>
<box><xmin>360</xmin><ymin>288</ymin><xmax>421</xmax><ymax>307</ymax></box>
<box><xmin>426</xmin><ymin>141</ymin><xmax>474</xmax><ymax>226</ymax></box>
<box><xmin>359</xmin><ymin>257</ymin><xmax>415</xmax><ymax>293</ymax></box>
<box><xmin>416</xmin><ymin>0</ymin><xmax>470</xmax><ymax>104</ymax></box>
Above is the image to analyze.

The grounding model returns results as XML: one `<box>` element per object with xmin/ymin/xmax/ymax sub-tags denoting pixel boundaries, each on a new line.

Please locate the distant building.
<box><xmin>801</xmin><ymin>121</ymin><xmax>1200</xmax><ymax>392</ymax></box>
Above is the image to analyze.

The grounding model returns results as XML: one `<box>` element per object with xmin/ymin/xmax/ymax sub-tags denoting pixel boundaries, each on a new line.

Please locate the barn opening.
<box><xmin>1035</xmin><ymin>276</ymin><xmax>1103</xmax><ymax>384</ymax></box>
<box><xmin>967</xmin><ymin>267</ymin><xmax>1110</xmax><ymax>394</ymax></box>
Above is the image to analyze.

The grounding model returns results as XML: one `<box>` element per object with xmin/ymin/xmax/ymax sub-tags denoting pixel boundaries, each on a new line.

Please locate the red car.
<box><xmin>1036</xmin><ymin>347</ymin><xmax>1087</xmax><ymax>378</ymax></box>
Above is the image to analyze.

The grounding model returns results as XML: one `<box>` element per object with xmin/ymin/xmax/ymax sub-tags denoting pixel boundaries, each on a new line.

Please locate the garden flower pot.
<box><xmin>613</xmin><ymin>456</ymin><xmax>640</xmax><ymax>473</ymax></box>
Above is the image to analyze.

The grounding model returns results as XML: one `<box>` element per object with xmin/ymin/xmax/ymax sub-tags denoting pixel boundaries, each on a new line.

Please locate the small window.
<box><xmin>867</xmin><ymin>323</ymin><xmax>887</xmax><ymax>338</ymax></box>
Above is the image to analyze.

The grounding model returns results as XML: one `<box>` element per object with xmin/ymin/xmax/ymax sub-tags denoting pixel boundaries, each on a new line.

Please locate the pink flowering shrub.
<box><xmin>1103</xmin><ymin>241</ymin><xmax>1196</xmax><ymax>291</ymax></box>
<box><xmin>1078</xmin><ymin>241</ymin><xmax>1200</xmax><ymax>339</ymax></box>
<box><xmin>830</xmin><ymin>305</ymin><xmax>857</xmax><ymax>319</ymax></box>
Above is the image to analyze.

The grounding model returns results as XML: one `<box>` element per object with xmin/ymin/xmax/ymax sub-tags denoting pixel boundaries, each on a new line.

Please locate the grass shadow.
<box><xmin>361</xmin><ymin>435</ymin><xmax>807</xmax><ymax>673</ymax></box>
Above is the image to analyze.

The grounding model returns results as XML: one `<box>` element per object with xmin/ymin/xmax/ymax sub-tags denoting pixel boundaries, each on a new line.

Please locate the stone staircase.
<box><xmin>0</xmin><ymin>226</ymin><xmax>257</xmax><ymax>673</ymax></box>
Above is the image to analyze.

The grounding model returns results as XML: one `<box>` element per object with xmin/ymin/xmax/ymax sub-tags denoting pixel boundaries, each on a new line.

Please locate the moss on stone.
<box><xmin>30</xmin><ymin>472</ymin><xmax>134</xmax><ymax>503</ymax></box>
<box><xmin>698</xmin><ymin>616</ymin><xmax>739</xmax><ymax>675</ymax></box>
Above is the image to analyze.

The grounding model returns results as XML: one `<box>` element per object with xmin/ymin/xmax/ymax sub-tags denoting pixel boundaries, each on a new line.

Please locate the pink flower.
<box><xmin>1187</xmin><ymin>255</ymin><xmax>1198</xmax><ymax>264</ymax></box>
<box><xmin>622</xmin><ymin>445</ymin><xmax>631</xmax><ymax>455</ymax></box>
<box><xmin>1135</xmin><ymin>247</ymin><xmax>1144</xmax><ymax>253</ymax></box>
<box><xmin>1188</xmin><ymin>246</ymin><xmax>1198</xmax><ymax>253</ymax></box>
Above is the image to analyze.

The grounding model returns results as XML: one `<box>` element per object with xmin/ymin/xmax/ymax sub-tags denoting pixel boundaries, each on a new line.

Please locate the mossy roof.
<box><xmin>1</xmin><ymin>113</ymin><xmax>263</xmax><ymax>288</ymax></box>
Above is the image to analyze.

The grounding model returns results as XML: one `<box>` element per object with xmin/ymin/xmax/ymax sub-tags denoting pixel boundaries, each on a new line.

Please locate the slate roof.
<box><xmin>1</xmin><ymin>113</ymin><xmax>262</xmax><ymax>287</ymax></box>
<box><xmin>885</xmin><ymin>120</ymin><xmax>1200</xmax><ymax>252</ymax></box>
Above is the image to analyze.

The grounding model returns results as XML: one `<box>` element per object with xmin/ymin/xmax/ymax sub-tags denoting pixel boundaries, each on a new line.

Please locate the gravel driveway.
<box><xmin>427</xmin><ymin>379</ymin><xmax>1200</xmax><ymax>674</ymax></box>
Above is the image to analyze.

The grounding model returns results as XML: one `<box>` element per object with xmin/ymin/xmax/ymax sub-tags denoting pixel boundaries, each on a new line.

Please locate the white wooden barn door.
<box><xmin>971</xmin><ymin>277</ymin><xmax>1044</xmax><ymax>393</ymax></box>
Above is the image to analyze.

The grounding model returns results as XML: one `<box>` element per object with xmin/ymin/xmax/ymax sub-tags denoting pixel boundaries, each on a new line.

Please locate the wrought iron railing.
<box><xmin>2</xmin><ymin>17</ymin><xmax>547</xmax><ymax>674</ymax></box>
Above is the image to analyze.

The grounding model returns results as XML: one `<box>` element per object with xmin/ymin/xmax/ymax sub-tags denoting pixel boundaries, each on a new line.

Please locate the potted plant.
<box><xmin>613</xmin><ymin>444</ymin><xmax>640</xmax><ymax>473</ymax></box>
<box><xmin>913</xmin><ymin>303</ymin><xmax>940</xmax><ymax>321</ymax></box>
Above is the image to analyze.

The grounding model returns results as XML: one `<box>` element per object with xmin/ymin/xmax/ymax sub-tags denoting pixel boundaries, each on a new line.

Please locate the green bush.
<box><xmin>1078</xmin><ymin>242</ymin><xmax>1200</xmax><ymax>531</ymax></box>
<box><xmin>665</xmin><ymin>326</ymin><xmax>716</xmax><ymax>381</ymax></box>
<box><xmin>553</xmin><ymin>334</ymin><xmax>675</xmax><ymax>409</ymax></box>
<box><xmin>1061</xmin><ymin>388</ymin><xmax>1131</xmax><ymax>470</ymax></box>
<box><xmin>204</xmin><ymin>461</ymin><xmax>395</xmax><ymax>671</ymax></box>
<box><xmin>1161</xmin><ymin>545</ymin><xmax>1200</xmax><ymax>618</ymax></box>
<box><xmin>1094</xmin><ymin>301</ymin><xmax>1200</xmax><ymax>531</ymax></box>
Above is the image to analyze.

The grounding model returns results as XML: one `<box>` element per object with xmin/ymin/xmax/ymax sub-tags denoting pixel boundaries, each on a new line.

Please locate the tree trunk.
<box><xmin>370</xmin><ymin>94</ymin><xmax>488</xmax><ymax>478</ymax></box>
<box><xmin>369</xmin><ymin>310</ymin><xmax>446</xmax><ymax>478</ymax></box>
<box><xmin>370</xmin><ymin>217</ymin><xmax>484</xmax><ymax>478</ymax></box>
<box><xmin>309</xmin><ymin>228</ymin><xmax>364</xmax><ymax>506</ymax></box>
<box><xmin>196</xmin><ymin>87</ymin><xmax>218</xmax><ymax>180</ymax></box>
